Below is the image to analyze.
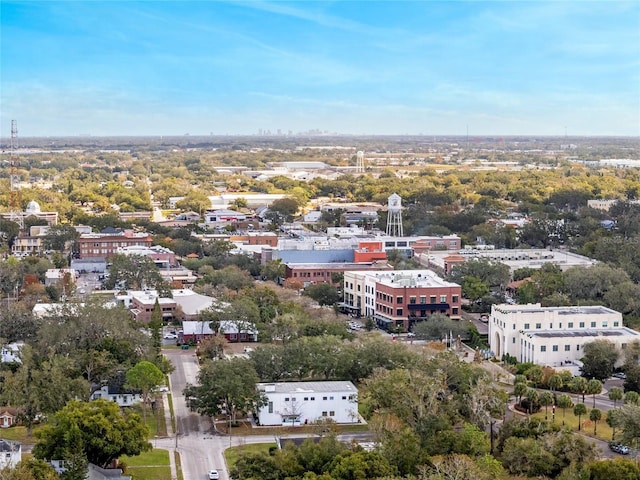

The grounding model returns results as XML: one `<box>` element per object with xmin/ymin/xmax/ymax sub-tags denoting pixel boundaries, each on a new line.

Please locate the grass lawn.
<box><xmin>224</xmin><ymin>443</ymin><xmax>276</xmax><ymax>471</ymax></box>
<box><xmin>128</xmin><ymin>401</ymin><xmax>167</xmax><ymax>437</ymax></box>
<box><xmin>121</xmin><ymin>449</ymin><xmax>170</xmax><ymax>480</ymax></box>
<box><xmin>531</xmin><ymin>407</ymin><xmax>615</xmax><ymax>442</ymax></box>
<box><xmin>0</xmin><ymin>425</ymin><xmax>42</xmax><ymax>444</ymax></box>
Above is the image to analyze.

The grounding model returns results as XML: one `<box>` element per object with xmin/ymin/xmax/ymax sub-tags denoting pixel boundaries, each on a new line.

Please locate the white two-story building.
<box><xmin>489</xmin><ymin>303</ymin><xmax>640</xmax><ymax>368</ymax></box>
<box><xmin>256</xmin><ymin>381</ymin><xmax>359</xmax><ymax>426</ymax></box>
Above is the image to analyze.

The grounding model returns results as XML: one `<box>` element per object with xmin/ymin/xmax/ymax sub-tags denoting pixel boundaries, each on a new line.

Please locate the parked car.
<box><xmin>163</xmin><ymin>333</ymin><xmax>178</xmax><ymax>340</ymax></box>
<box><xmin>208</xmin><ymin>470</ymin><xmax>220</xmax><ymax>479</ymax></box>
<box><xmin>609</xmin><ymin>442</ymin><xmax>630</xmax><ymax>455</ymax></box>
<box><xmin>613</xmin><ymin>372</ymin><xmax>627</xmax><ymax>379</ymax></box>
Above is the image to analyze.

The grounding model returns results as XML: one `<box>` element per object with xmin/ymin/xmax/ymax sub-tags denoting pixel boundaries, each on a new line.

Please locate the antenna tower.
<box><xmin>9</xmin><ymin>120</ymin><xmax>23</xmax><ymax>229</ymax></box>
<box><xmin>356</xmin><ymin>151</ymin><xmax>365</xmax><ymax>173</ymax></box>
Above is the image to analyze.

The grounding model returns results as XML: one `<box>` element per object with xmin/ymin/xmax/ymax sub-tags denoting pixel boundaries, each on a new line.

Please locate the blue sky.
<box><xmin>1</xmin><ymin>1</ymin><xmax>639</xmax><ymax>137</ymax></box>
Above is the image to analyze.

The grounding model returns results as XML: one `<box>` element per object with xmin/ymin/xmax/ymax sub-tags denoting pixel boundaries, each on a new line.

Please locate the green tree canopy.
<box><xmin>33</xmin><ymin>399</ymin><xmax>151</xmax><ymax>469</ymax></box>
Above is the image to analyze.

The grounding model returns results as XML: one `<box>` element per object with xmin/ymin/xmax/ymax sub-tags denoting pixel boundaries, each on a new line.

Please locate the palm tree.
<box><xmin>590</xmin><ymin>408</ymin><xmax>602</xmax><ymax>435</ymax></box>
<box><xmin>557</xmin><ymin>394</ymin><xmax>573</xmax><ymax>426</ymax></box>
<box><xmin>586</xmin><ymin>379</ymin><xmax>602</xmax><ymax>408</ymax></box>
<box><xmin>625</xmin><ymin>391</ymin><xmax>640</xmax><ymax>406</ymax></box>
<box><xmin>548</xmin><ymin>373</ymin><xmax>563</xmax><ymax>393</ymax></box>
<box><xmin>539</xmin><ymin>391</ymin><xmax>554</xmax><ymax>421</ymax></box>
<box><xmin>574</xmin><ymin>403</ymin><xmax>587</xmax><ymax>431</ymax></box>
<box><xmin>570</xmin><ymin>376</ymin><xmax>588</xmax><ymax>404</ymax></box>
<box><xmin>525</xmin><ymin>388</ymin><xmax>539</xmax><ymax>416</ymax></box>
<box><xmin>514</xmin><ymin>382</ymin><xmax>527</xmax><ymax>405</ymax></box>
<box><xmin>606</xmin><ymin>409</ymin><xmax>621</xmax><ymax>441</ymax></box>
<box><xmin>609</xmin><ymin>387</ymin><xmax>623</xmax><ymax>409</ymax></box>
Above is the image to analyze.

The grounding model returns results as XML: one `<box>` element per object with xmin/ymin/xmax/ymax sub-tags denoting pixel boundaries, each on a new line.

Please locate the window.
<box><xmin>268</xmin><ymin>402</ymin><xmax>273</xmax><ymax>413</ymax></box>
<box><xmin>329</xmin><ymin>410</ymin><xmax>335</xmax><ymax>416</ymax></box>
<box><xmin>322</xmin><ymin>411</ymin><xmax>327</xmax><ymax>416</ymax></box>
<box><xmin>559</xmin><ymin>323</ymin><xmax>562</xmax><ymax>328</ymax></box>
<box><xmin>549</xmin><ymin>323</ymin><xmax>553</xmax><ymax>329</ymax></box>
<box><xmin>568</xmin><ymin>322</ymin><xmax>574</xmax><ymax>328</ymax></box>
<box><xmin>541</xmin><ymin>346</ymin><xmax>546</xmax><ymax>352</ymax></box>
<box><xmin>397</xmin><ymin>296</ymin><xmax>403</xmax><ymax>304</ymax></box>
<box><xmin>614</xmin><ymin>321</ymin><xmax>620</xmax><ymax>327</ymax></box>
<box><xmin>291</xmin><ymin>397</ymin><xmax>296</xmax><ymax>401</ymax></box>
<box><xmin>524</xmin><ymin>323</ymin><xmax>530</xmax><ymax>329</ymax></box>
<box><xmin>512</xmin><ymin>337</ymin><xmax>516</xmax><ymax>344</ymax></box>
<box><xmin>285</xmin><ymin>397</ymin><xmax>290</xmax><ymax>402</ymax></box>
<box><xmin>452</xmin><ymin>295</ymin><xmax>459</xmax><ymax>303</ymax></box>
<box><xmin>430</xmin><ymin>296</ymin><xmax>436</xmax><ymax>303</ymax></box>
<box><xmin>409</xmin><ymin>296</ymin><xmax>416</xmax><ymax>304</ymax></box>
<box><xmin>420</xmin><ymin>296</ymin><xmax>427</xmax><ymax>304</ymax></box>
<box><xmin>603</xmin><ymin>321</ymin><xmax>608</xmax><ymax>327</ymax></box>
<box><xmin>590</xmin><ymin>322</ymin><xmax>596</xmax><ymax>328</ymax></box>
<box><xmin>565</xmin><ymin>345</ymin><xmax>570</xmax><ymax>351</ymax></box>
<box><xmin>396</xmin><ymin>309</ymin><xmax>403</xmax><ymax>316</ymax></box>
<box><xmin>452</xmin><ymin>308</ymin><xmax>458</xmax><ymax>315</ymax></box>
<box><xmin>553</xmin><ymin>345</ymin><xmax>558</xmax><ymax>352</ymax></box>
<box><xmin>577</xmin><ymin>345</ymin><xmax>580</xmax><ymax>351</ymax></box>
<box><xmin>304</xmin><ymin>397</ymin><xmax>308</xmax><ymax>401</ymax></box>
<box><xmin>536</xmin><ymin>323</ymin><xmax>541</xmax><ymax>329</ymax></box>
<box><xmin>440</xmin><ymin>295</ymin><xmax>447</xmax><ymax>303</ymax></box>
<box><xmin>310</xmin><ymin>397</ymin><xmax>315</xmax><ymax>401</ymax></box>
<box><xmin>579</xmin><ymin>322</ymin><xmax>585</xmax><ymax>328</ymax></box>
<box><xmin>342</xmin><ymin>396</ymin><xmax>347</xmax><ymax>400</ymax></box>
<box><xmin>330</xmin><ymin>396</ymin><xmax>334</xmax><ymax>400</ymax></box>
<box><xmin>322</xmin><ymin>396</ymin><xmax>327</xmax><ymax>401</ymax></box>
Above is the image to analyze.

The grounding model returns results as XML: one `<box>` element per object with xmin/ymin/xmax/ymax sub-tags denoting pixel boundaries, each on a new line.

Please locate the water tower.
<box><xmin>386</xmin><ymin>193</ymin><xmax>403</xmax><ymax>237</ymax></box>
<box><xmin>356</xmin><ymin>151</ymin><xmax>365</xmax><ymax>173</ymax></box>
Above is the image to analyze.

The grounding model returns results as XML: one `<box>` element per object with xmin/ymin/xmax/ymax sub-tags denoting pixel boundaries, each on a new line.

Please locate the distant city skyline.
<box><xmin>1</xmin><ymin>1</ymin><xmax>639</xmax><ymax>137</ymax></box>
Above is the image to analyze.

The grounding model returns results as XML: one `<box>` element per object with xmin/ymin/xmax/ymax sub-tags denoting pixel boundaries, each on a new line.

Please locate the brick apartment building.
<box><xmin>78</xmin><ymin>229</ymin><xmax>152</xmax><ymax>259</ymax></box>
<box><xmin>343</xmin><ymin>269</ymin><xmax>461</xmax><ymax>331</ymax></box>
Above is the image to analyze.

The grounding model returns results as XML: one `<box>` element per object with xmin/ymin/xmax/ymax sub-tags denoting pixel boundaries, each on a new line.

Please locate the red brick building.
<box><xmin>78</xmin><ymin>229</ymin><xmax>153</xmax><ymax>259</ymax></box>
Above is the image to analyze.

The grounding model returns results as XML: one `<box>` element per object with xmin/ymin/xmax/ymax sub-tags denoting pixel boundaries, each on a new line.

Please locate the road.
<box><xmin>164</xmin><ymin>348</ymin><xmax>227</xmax><ymax>480</ymax></box>
<box><xmin>162</xmin><ymin>348</ymin><xmax>376</xmax><ymax>480</ymax></box>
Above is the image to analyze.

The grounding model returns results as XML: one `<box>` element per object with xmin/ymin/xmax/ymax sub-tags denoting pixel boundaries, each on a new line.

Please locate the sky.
<box><xmin>1</xmin><ymin>1</ymin><xmax>639</xmax><ymax>137</ymax></box>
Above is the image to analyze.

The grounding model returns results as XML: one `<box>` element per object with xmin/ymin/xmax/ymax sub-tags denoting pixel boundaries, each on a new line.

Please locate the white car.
<box><xmin>163</xmin><ymin>333</ymin><xmax>178</xmax><ymax>340</ymax></box>
<box><xmin>78</xmin><ymin>288</ymin><xmax>86</xmax><ymax>294</ymax></box>
<box><xmin>208</xmin><ymin>470</ymin><xmax>220</xmax><ymax>480</ymax></box>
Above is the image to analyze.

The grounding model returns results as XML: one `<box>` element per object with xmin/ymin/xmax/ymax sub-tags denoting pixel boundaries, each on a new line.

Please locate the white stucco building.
<box><xmin>256</xmin><ymin>381</ymin><xmax>359</xmax><ymax>426</ymax></box>
<box><xmin>489</xmin><ymin>303</ymin><xmax>640</xmax><ymax>368</ymax></box>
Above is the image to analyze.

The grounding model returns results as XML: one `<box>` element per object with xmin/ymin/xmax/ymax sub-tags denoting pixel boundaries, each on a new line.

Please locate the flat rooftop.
<box><xmin>257</xmin><ymin>381</ymin><xmax>357</xmax><ymax>394</ymax></box>
<box><xmin>527</xmin><ymin>328</ymin><xmax>640</xmax><ymax>339</ymax></box>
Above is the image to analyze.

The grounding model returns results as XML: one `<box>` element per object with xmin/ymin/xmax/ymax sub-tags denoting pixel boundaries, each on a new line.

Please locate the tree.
<box><xmin>42</xmin><ymin>225</ymin><xmax>79</xmax><ymax>253</ymax></box>
<box><xmin>581</xmin><ymin>340</ymin><xmax>618</xmax><ymax>381</ymax></box>
<box><xmin>609</xmin><ymin>386</ymin><xmax>624</xmax><ymax>409</ymax></box>
<box><xmin>303</xmin><ymin>283</ymin><xmax>340</xmax><ymax>307</ymax></box>
<box><xmin>574</xmin><ymin>403</ymin><xmax>587</xmax><ymax>431</ymax></box>
<box><xmin>587</xmin><ymin>458</ymin><xmax>640</xmax><ymax>480</ymax></box>
<box><xmin>590</xmin><ymin>408</ymin><xmax>602</xmax><ymax>435</ymax></box>
<box><xmin>607</xmin><ymin>408</ymin><xmax>622</xmax><ymax>441</ymax></box>
<box><xmin>413</xmin><ymin>313</ymin><xmax>469</xmax><ymax>341</ymax></box>
<box><xmin>617</xmin><ymin>404</ymin><xmax>640</xmax><ymax>449</ymax></box>
<box><xmin>33</xmin><ymin>399</ymin><xmax>151</xmax><ymax>469</ymax></box>
<box><xmin>175</xmin><ymin>189</ymin><xmax>211</xmax><ymax>214</ymax></box>
<box><xmin>0</xmin><ymin>347</ymin><xmax>89</xmax><ymax>434</ymax></box>
<box><xmin>570</xmin><ymin>376</ymin><xmax>588</xmax><ymax>404</ymax></box>
<box><xmin>184</xmin><ymin>357</ymin><xmax>264</xmax><ymax>423</ymax></box>
<box><xmin>539</xmin><ymin>391</ymin><xmax>554</xmax><ymax>421</ymax></box>
<box><xmin>625</xmin><ymin>391</ymin><xmax>640</xmax><ymax>406</ymax></box>
<box><xmin>557</xmin><ymin>394</ymin><xmax>573</xmax><ymax>425</ymax></box>
<box><xmin>461</xmin><ymin>276</ymin><xmax>490</xmax><ymax>303</ymax></box>
<box><xmin>3</xmin><ymin>458</ymin><xmax>58</xmax><ymax>480</ymax></box>
<box><xmin>125</xmin><ymin>361</ymin><xmax>165</xmax><ymax>422</ymax></box>
<box><xmin>513</xmin><ymin>382</ymin><xmax>527</xmax><ymax>405</ymax></box>
<box><xmin>548</xmin><ymin>373</ymin><xmax>564</xmax><ymax>392</ymax></box>
<box><xmin>104</xmin><ymin>254</ymin><xmax>164</xmax><ymax>291</ymax></box>
<box><xmin>587</xmin><ymin>378</ymin><xmax>603</xmax><ymax>408</ymax></box>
